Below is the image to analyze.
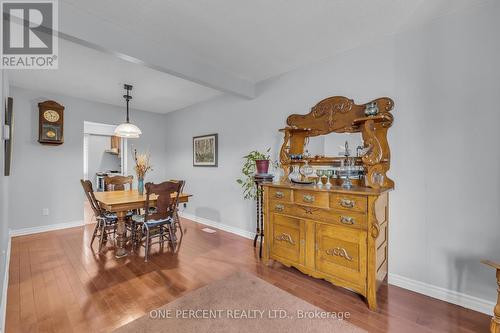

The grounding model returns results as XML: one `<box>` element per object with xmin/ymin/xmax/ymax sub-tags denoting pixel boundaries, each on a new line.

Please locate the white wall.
<box><xmin>0</xmin><ymin>70</ymin><xmax>10</xmax><ymax>333</ymax></box>
<box><xmin>87</xmin><ymin>134</ymin><xmax>121</xmax><ymax>187</ymax></box>
<box><xmin>7</xmin><ymin>86</ymin><xmax>168</xmax><ymax>230</ymax></box>
<box><xmin>163</xmin><ymin>1</ymin><xmax>500</xmax><ymax>308</ymax></box>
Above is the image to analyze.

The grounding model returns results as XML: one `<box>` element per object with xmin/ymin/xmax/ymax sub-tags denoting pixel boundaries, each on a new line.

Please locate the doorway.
<box><xmin>83</xmin><ymin>121</ymin><xmax>128</xmax><ymax>224</ymax></box>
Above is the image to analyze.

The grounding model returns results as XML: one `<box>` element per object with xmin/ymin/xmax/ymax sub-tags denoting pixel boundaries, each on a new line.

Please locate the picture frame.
<box><xmin>4</xmin><ymin>97</ymin><xmax>13</xmax><ymax>176</ymax></box>
<box><xmin>193</xmin><ymin>133</ymin><xmax>218</xmax><ymax>167</ymax></box>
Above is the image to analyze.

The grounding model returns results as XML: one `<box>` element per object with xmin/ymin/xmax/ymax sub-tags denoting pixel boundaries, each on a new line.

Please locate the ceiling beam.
<box><xmin>57</xmin><ymin>2</ymin><xmax>255</xmax><ymax>98</ymax></box>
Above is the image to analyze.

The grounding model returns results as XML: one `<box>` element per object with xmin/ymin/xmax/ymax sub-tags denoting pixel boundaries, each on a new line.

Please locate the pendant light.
<box><xmin>114</xmin><ymin>84</ymin><xmax>142</xmax><ymax>138</ymax></box>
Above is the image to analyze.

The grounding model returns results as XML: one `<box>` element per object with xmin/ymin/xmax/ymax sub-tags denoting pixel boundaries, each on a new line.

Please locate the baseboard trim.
<box><xmin>180</xmin><ymin>212</ymin><xmax>255</xmax><ymax>240</ymax></box>
<box><xmin>9</xmin><ymin>220</ymin><xmax>84</xmax><ymax>237</ymax></box>
<box><xmin>0</xmin><ymin>236</ymin><xmax>12</xmax><ymax>333</ymax></box>
<box><xmin>388</xmin><ymin>273</ymin><xmax>494</xmax><ymax>315</ymax></box>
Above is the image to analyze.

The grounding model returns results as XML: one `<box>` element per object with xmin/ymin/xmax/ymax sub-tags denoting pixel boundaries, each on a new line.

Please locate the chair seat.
<box><xmin>104</xmin><ymin>211</ymin><xmax>133</xmax><ymax>220</ymax></box>
<box><xmin>131</xmin><ymin>214</ymin><xmax>172</xmax><ymax>226</ymax></box>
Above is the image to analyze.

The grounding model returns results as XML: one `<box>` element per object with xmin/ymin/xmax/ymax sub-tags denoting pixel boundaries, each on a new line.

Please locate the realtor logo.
<box><xmin>1</xmin><ymin>0</ymin><xmax>58</xmax><ymax>69</ymax></box>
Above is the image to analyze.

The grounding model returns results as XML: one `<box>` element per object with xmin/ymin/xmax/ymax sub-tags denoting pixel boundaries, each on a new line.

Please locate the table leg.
<box><xmin>115</xmin><ymin>211</ymin><xmax>128</xmax><ymax>258</ymax></box>
<box><xmin>492</xmin><ymin>269</ymin><xmax>500</xmax><ymax>333</ymax></box>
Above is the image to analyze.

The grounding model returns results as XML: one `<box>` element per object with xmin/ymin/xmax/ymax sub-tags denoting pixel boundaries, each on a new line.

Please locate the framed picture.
<box><xmin>4</xmin><ymin>97</ymin><xmax>13</xmax><ymax>176</ymax></box>
<box><xmin>193</xmin><ymin>133</ymin><xmax>218</xmax><ymax>167</ymax></box>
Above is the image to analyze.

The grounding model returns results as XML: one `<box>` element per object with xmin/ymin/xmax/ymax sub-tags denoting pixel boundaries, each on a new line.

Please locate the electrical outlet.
<box><xmin>42</xmin><ymin>208</ymin><xmax>50</xmax><ymax>216</ymax></box>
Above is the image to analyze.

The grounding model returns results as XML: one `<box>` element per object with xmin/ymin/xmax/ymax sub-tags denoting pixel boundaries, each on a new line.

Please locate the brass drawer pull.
<box><xmin>275</xmin><ymin>191</ymin><xmax>284</xmax><ymax>199</ymax></box>
<box><xmin>303</xmin><ymin>194</ymin><xmax>315</xmax><ymax>203</ymax></box>
<box><xmin>275</xmin><ymin>204</ymin><xmax>285</xmax><ymax>212</ymax></box>
<box><xmin>340</xmin><ymin>198</ymin><xmax>355</xmax><ymax>208</ymax></box>
<box><xmin>340</xmin><ymin>216</ymin><xmax>354</xmax><ymax>225</ymax></box>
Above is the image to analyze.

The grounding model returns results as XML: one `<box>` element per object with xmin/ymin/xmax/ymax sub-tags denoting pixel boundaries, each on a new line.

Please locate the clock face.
<box><xmin>43</xmin><ymin>110</ymin><xmax>60</xmax><ymax>122</ymax></box>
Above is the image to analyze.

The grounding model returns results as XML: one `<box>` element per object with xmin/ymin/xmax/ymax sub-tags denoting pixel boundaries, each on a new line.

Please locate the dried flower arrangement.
<box><xmin>133</xmin><ymin>149</ymin><xmax>153</xmax><ymax>180</ymax></box>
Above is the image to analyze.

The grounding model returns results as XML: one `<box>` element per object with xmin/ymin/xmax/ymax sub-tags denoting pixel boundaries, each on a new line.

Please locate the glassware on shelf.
<box><xmin>324</xmin><ymin>169</ymin><xmax>333</xmax><ymax>188</ymax></box>
<box><xmin>299</xmin><ymin>160</ymin><xmax>313</xmax><ymax>179</ymax></box>
<box><xmin>342</xmin><ymin>175</ymin><xmax>353</xmax><ymax>189</ymax></box>
<box><xmin>341</xmin><ymin>157</ymin><xmax>354</xmax><ymax>189</ymax></box>
<box><xmin>374</xmin><ymin>173</ymin><xmax>384</xmax><ymax>186</ymax></box>
<box><xmin>316</xmin><ymin>169</ymin><xmax>324</xmax><ymax>187</ymax></box>
<box><xmin>272</xmin><ymin>163</ymin><xmax>284</xmax><ymax>183</ymax></box>
<box><xmin>288</xmin><ymin>164</ymin><xmax>301</xmax><ymax>182</ymax></box>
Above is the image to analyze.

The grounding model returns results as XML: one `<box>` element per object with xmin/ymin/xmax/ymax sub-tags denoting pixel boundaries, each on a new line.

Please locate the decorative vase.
<box><xmin>138</xmin><ymin>178</ymin><xmax>144</xmax><ymax>195</ymax></box>
<box><xmin>288</xmin><ymin>165</ymin><xmax>301</xmax><ymax>182</ymax></box>
<box><xmin>299</xmin><ymin>160</ymin><xmax>313</xmax><ymax>179</ymax></box>
<box><xmin>364</xmin><ymin>102</ymin><xmax>379</xmax><ymax>116</ymax></box>
<box><xmin>255</xmin><ymin>159</ymin><xmax>270</xmax><ymax>174</ymax></box>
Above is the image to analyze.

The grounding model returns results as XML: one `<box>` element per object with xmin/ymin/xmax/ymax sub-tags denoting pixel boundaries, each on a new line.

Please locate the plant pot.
<box><xmin>255</xmin><ymin>159</ymin><xmax>270</xmax><ymax>174</ymax></box>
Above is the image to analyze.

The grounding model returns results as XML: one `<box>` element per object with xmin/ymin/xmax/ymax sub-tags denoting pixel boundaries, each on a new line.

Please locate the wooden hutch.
<box><xmin>262</xmin><ymin>96</ymin><xmax>394</xmax><ymax>310</ymax></box>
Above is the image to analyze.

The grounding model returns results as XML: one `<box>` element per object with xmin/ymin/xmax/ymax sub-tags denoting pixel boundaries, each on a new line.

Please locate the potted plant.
<box><xmin>133</xmin><ymin>149</ymin><xmax>153</xmax><ymax>195</ymax></box>
<box><xmin>236</xmin><ymin>148</ymin><xmax>271</xmax><ymax>200</ymax></box>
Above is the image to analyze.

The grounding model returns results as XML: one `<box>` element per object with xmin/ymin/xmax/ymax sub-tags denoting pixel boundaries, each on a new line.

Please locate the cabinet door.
<box><xmin>315</xmin><ymin>223</ymin><xmax>367</xmax><ymax>289</ymax></box>
<box><xmin>270</xmin><ymin>214</ymin><xmax>304</xmax><ymax>265</ymax></box>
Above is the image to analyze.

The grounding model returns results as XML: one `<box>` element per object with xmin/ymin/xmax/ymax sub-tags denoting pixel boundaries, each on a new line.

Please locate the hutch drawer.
<box><xmin>330</xmin><ymin>193</ymin><xmax>367</xmax><ymax>213</ymax></box>
<box><xmin>269</xmin><ymin>201</ymin><xmax>294</xmax><ymax>215</ymax></box>
<box><xmin>315</xmin><ymin>223</ymin><xmax>367</xmax><ymax>290</ymax></box>
<box><xmin>268</xmin><ymin>187</ymin><xmax>293</xmax><ymax>202</ymax></box>
<box><xmin>293</xmin><ymin>205</ymin><xmax>367</xmax><ymax>230</ymax></box>
<box><xmin>294</xmin><ymin>189</ymin><xmax>329</xmax><ymax>208</ymax></box>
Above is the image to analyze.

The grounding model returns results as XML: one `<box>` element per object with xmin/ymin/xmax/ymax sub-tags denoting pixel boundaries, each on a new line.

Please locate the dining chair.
<box><xmin>104</xmin><ymin>175</ymin><xmax>133</xmax><ymax>191</ymax></box>
<box><xmin>169</xmin><ymin>179</ymin><xmax>185</xmax><ymax>235</ymax></box>
<box><xmin>132</xmin><ymin>181</ymin><xmax>182</xmax><ymax>262</ymax></box>
<box><xmin>80</xmin><ymin>179</ymin><xmax>118</xmax><ymax>252</ymax></box>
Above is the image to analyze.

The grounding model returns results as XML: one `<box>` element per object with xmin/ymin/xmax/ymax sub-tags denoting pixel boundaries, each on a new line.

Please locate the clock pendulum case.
<box><xmin>38</xmin><ymin>100</ymin><xmax>65</xmax><ymax>145</ymax></box>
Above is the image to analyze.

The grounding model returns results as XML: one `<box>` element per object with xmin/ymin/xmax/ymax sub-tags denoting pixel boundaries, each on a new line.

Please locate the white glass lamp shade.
<box><xmin>114</xmin><ymin>122</ymin><xmax>142</xmax><ymax>138</ymax></box>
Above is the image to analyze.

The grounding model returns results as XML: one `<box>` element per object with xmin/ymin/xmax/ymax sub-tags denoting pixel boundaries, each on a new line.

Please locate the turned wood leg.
<box><xmin>254</xmin><ymin>181</ymin><xmax>260</xmax><ymax>249</ymax></box>
<box><xmin>114</xmin><ymin>211</ymin><xmax>128</xmax><ymax>258</ymax></box>
<box><xmin>491</xmin><ymin>269</ymin><xmax>500</xmax><ymax>333</ymax></box>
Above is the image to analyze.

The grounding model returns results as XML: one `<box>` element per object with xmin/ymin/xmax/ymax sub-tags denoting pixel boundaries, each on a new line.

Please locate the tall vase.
<box><xmin>138</xmin><ymin>178</ymin><xmax>144</xmax><ymax>195</ymax></box>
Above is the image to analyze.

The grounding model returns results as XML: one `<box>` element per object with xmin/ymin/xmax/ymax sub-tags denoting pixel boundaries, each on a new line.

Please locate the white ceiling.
<box><xmin>60</xmin><ymin>0</ymin><xmax>487</xmax><ymax>82</ymax></box>
<box><xmin>7</xmin><ymin>39</ymin><xmax>222</xmax><ymax>114</ymax></box>
<box><xmin>9</xmin><ymin>0</ymin><xmax>488</xmax><ymax>113</ymax></box>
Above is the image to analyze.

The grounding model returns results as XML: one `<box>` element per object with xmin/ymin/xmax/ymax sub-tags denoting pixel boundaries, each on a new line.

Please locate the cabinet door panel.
<box><xmin>270</xmin><ymin>214</ymin><xmax>302</xmax><ymax>264</ymax></box>
<box><xmin>315</xmin><ymin>223</ymin><xmax>367</xmax><ymax>288</ymax></box>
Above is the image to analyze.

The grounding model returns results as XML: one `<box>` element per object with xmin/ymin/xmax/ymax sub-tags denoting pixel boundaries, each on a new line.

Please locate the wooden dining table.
<box><xmin>94</xmin><ymin>189</ymin><xmax>192</xmax><ymax>258</ymax></box>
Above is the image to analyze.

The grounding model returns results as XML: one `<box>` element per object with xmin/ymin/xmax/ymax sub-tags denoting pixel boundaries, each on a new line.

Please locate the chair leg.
<box><xmin>175</xmin><ymin>212</ymin><xmax>183</xmax><ymax>235</ymax></box>
<box><xmin>98</xmin><ymin>223</ymin><xmax>106</xmax><ymax>252</ymax></box>
<box><xmin>90</xmin><ymin>221</ymin><xmax>99</xmax><ymax>248</ymax></box>
<box><xmin>135</xmin><ymin>225</ymin><xmax>143</xmax><ymax>253</ymax></box>
<box><xmin>144</xmin><ymin>226</ymin><xmax>150</xmax><ymax>262</ymax></box>
<box><xmin>167</xmin><ymin>223</ymin><xmax>176</xmax><ymax>248</ymax></box>
<box><xmin>131</xmin><ymin>222</ymin><xmax>137</xmax><ymax>249</ymax></box>
<box><xmin>158</xmin><ymin>226</ymin><xmax>163</xmax><ymax>249</ymax></box>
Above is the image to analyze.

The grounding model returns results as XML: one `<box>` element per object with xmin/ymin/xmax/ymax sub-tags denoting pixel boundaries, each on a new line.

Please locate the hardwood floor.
<box><xmin>5</xmin><ymin>218</ymin><xmax>489</xmax><ymax>333</ymax></box>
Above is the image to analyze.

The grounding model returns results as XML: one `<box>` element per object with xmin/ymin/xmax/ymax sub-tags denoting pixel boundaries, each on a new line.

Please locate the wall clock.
<box><xmin>38</xmin><ymin>100</ymin><xmax>64</xmax><ymax>145</ymax></box>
